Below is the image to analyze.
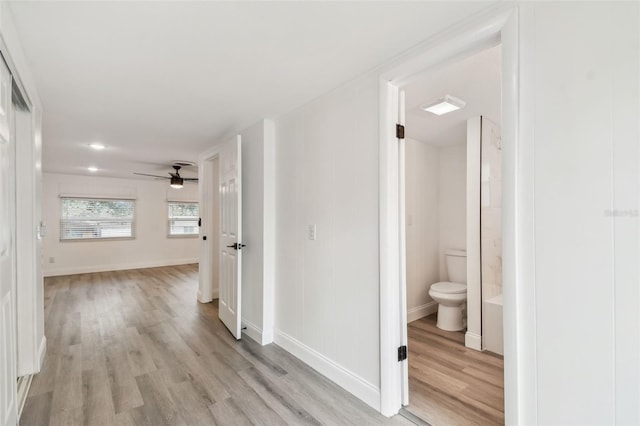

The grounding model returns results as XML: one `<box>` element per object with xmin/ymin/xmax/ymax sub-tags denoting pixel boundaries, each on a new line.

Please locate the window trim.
<box><xmin>167</xmin><ymin>201</ymin><xmax>199</xmax><ymax>238</ymax></box>
<box><xmin>60</xmin><ymin>197</ymin><xmax>137</xmax><ymax>242</ymax></box>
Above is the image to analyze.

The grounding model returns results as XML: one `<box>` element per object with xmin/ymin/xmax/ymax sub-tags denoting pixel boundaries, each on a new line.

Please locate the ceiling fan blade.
<box><xmin>133</xmin><ymin>172</ymin><xmax>170</xmax><ymax>179</ymax></box>
<box><xmin>183</xmin><ymin>178</ymin><xmax>199</xmax><ymax>181</ymax></box>
<box><xmin>169</xmin><ymin>173</ymin><xmax>179</xmax><ymax>178</ymax></box>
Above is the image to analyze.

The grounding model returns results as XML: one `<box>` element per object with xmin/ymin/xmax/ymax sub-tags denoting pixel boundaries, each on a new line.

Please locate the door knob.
<box><xmin>226</xmin><ymin>243</ymin><xmax>247</xmax><ymax>250</ymax></box>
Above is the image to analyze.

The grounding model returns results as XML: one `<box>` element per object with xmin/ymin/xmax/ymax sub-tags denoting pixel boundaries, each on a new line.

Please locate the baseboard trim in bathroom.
<box><xmin>399</xmin><ymin>407</ymin><xmax>432</xmax><ymax>426</ymax></box>
<box><xmin>408</xmin><ymin>302</ymin><xmax>438</xmax><ymax>323</ymax></box>
<box><xmin>465</xmin><ymin>331</ymin><xmax>482</xmax><ymax>350</ymax></box>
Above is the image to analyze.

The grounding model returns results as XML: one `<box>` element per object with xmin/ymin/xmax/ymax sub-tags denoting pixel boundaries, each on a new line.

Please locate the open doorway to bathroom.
<box><xmin>401</xmin><ymin>44</ymin><xmax>504</xmax><ymax>425</ymax></box>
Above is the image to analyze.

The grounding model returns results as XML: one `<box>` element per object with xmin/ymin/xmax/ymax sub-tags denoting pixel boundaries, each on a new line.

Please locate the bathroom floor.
<box><xmin>404</xmin><ymin>314</ymin><xmax>504</xmax><ymax>426</ymax></box>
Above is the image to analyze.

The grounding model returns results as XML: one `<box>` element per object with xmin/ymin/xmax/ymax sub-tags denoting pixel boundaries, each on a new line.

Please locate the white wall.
<box><xmin>523</xmin><ymin>2</ymin><xmax>639</xmax><ymax>424</ymax></box>
<box><xmin>210</xmin><ymin>158</ymin><xmax>219</xmax><ymax>296</ymax></box>
<box><xmin>240</xmin><ymin>119</ymin><xmax>275</xmax><ymax>345</ymax></box>
<box><xmin>274</xmin><ymin>72</ymin><xmax>381</xmax><ymax>408</ymax></box>
<box><xmin>405</xmin><ymin>138</ymin><xmax>467</xmax><ymax>322</ymax></box>
<box><xmin>405</xmin><ymin>138</ymin><xmax>439</xmax><ymax>322</ymax></box>
<box><xmin>480</xmin><ymin>117</ymin><xmax>502</xmax><ymax>300</ymax></box>
<box><xmin>42</xmin><ymin>173</ymin><xmax>199</xmax><ymax>276</ymax></box>
<box><xmin>273</xmin><ymin>3</ymin><xmax>639</xmax><ymax>423</ymax></box>
<box><xmin>438</xmin><ymin>143</ymin><xmax>467</xmax><ymax>280</ymax></box>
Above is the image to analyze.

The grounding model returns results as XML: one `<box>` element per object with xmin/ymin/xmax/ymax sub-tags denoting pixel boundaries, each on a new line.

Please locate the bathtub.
<box><xmin>483</xmin><ymin>294</ymin><xmax>503</xmax><ymax>355</ymax></box>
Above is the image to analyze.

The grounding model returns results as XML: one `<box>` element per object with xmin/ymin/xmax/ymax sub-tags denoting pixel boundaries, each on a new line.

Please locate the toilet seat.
<box><xmin>430</xmin><ymin>282</ymin><xmax>466</xmax><ymax>294</ymax></box>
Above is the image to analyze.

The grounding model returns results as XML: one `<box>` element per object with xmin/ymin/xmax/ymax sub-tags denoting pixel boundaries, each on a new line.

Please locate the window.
<box><xmin>60</xmin><ymin>198</ymin><xmax>135</xmax><ymax>241</ymax></box>
<box><xmin>168</xmin><ymin>202</ymin><xmax>199</xmax><ymax>237</ymax></box>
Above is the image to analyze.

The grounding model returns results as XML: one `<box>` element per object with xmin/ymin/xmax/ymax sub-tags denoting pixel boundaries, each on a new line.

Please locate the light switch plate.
<box><xmin>308</xmin><ymin>224</ymin><xmax>316</xmax><ymax>240</ymax></box>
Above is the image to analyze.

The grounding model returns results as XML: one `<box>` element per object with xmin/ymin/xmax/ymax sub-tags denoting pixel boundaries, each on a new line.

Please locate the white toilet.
<box><xmin>428</xmin><ymin>249</ymin><xmax>467</xmax><ymax>331</ymax></box>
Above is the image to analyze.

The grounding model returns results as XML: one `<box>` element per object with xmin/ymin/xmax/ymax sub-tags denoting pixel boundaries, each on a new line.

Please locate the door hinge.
<box><xmin>398</xmin><ymin>345</ymin><xmax>407</xmax><ymax>362</ymax></box>
<box><xmin>396</xmin><ymin>124</ymin><xmax>405</xmax><ymax>139</ymax></box>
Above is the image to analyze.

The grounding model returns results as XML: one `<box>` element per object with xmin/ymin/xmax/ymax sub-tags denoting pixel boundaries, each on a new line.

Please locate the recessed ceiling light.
<box><xmin>422</xmin><ymin>95</ymin><xmax>466</xmax><ymax>115</ymax></box>
<box><xmin>88</xmin><ymin>166</ymin><xmax>98</xmax><ymax>172</ymax></box>
<box><xmin>89</xmin><ymin>143</ymin><xmax>106</xmax><ymax>150</ymax></box>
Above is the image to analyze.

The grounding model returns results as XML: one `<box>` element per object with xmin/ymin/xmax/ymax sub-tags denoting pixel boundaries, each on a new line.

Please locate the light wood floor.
<box><xmin>405</xmin><ymin>315</ymin><xmax>504</xmax><ymax>426</ymax></box>
<box><xmin>21</xmin><ymin>264</ymin><xmax>412</xmax><ymax>426</ymax></box>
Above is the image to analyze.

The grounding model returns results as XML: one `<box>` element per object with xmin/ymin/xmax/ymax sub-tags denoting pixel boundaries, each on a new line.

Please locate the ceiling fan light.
<box><xmin>170</xmin><ymin>176</ymin><xmax>184</xmax><ymax>189</ymax></box>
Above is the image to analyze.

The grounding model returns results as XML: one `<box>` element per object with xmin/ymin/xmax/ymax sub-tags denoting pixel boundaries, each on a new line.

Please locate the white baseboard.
<box><xmin>17</xmin><ymin>374</ymin><xmax>33</xmax><ymax>420</ymax></box>
<box><xmin>197</xmin><ymin>288</ymin><xmax>219</xmax><ymax>304</ymax></box>
<box><xmin>242</xmin><ymin>320</ymin><xmax>264</xmax><ymax>345</ymax></box>
<box><xmin>38</xmin><ymin>336</ymin><xmax>47</xmax><ymax>370</ymax></box>
<box><xmin>197</xmin><ymin>290</ymin><xmax>208</xmax><ymax>303</ymax></box>
<box><xmin>274</xmin><ymin>329</ymin><xmax>380</xmax><ymax>411</ymax></box>
<box><xmin>465</xmin><ymin>331</ymin><xmax>482</xmax><ymax>351</ymax></box>
<box><xmin>262</xmin><ymin>327</ymin><xmax>274</xmax><ymax>345</ymax></box>
<box><xmin>407</xmin><ymin>301</ymin><xmax>438</xmax><ymax>323</ymax></box>
<box><xmin>43</xmin><ymin>258</ymin><xmax>199</xmax><ymax>277</ymax></box>
<box><xmin>242</xmin><ymin>319</ymin><xmax>274</xmax><ymax>346</ymax></box>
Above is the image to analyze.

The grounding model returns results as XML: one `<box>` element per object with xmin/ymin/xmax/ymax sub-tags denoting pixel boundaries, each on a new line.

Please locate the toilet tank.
<box><xmin>445</xmin><ymin>249</ymin><xmax>467</xmax><ymax>284</ymax></box>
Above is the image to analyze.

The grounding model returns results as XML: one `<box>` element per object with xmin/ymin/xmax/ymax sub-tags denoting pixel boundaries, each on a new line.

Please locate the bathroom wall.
<box><xmin>405</xmin><ymin>138</ymin><xmax>439</xmax><ymax>321</ymax></box>
<box><xmin>480</xmin><ymin>117</ymin><xmax>502</xmax><ymax>300</ymax></box>
<box><xmin>405</xmin><ymin>138</ymin><xmax>466</xmax><ymax>322</ymax></box>
<box><xmin>438</xmin><ymin>142</ymin><xmax>467</xmax><ymax>280</ymax></box>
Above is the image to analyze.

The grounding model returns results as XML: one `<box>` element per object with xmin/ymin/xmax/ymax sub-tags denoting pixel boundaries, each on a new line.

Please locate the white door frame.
<box><xmin>198</xmin><ymin>145</ymin><xmax>222</xmax><ymax>303</ymax></box>
<box><xmin>379</xmin><ymin>5</ymin><xmax>538</xmax><ymax>424</ymax></box>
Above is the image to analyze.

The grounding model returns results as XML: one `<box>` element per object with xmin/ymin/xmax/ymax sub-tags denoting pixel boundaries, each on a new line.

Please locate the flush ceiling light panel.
<box><xmin>422</xmin><ymin>95</ymin><xmax>466</xmax><ymax>115</ymax></box>
<box><xmin>87</xmin><ymin>166</ymin><xmax>98</xmax><ymax>172</ymax></box>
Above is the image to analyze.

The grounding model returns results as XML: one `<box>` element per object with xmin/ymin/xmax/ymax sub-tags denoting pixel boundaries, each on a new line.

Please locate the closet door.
<box><xmin>0</xmin><ymin>55</ymin><xmax>17</xmax><ymax>426</ymax></box>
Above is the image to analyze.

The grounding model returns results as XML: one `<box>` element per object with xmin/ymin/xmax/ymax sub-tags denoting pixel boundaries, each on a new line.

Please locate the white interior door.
<box><xmin>218</xmin><ymin>135</ymin><xmax>243</xmax><ymax>339</ymax></box>
<box><xmin>0</xmin><ymin>57</ymin><xmax>17</xmax><ymax>426</ymax></box>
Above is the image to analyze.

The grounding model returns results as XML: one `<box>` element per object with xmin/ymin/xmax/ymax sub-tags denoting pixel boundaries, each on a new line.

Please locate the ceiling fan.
<box><xmin>133</xmin><ymin>165</ymin><xmax>198</xmax><ymax>188</ymax></box>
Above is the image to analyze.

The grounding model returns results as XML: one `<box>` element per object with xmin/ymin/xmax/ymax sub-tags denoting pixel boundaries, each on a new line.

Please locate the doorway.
<box><xmin>400</xmin><ymin>44</ymin><xmax>503</xmax><ymax>424</ymax></box>
<box><xmin>199</xmin><ymin>154</ymin><xmax>220</xmax><ymax>303</ymax></box>
<box><xmin>378</xmin><ymin>6</ymin><xmax>525</xmax><ymax>422</ymax></box>
<box><xmin>198</xmin><ymin>135</ymin><xmax>244</xmax><ymax>339</ymax></box>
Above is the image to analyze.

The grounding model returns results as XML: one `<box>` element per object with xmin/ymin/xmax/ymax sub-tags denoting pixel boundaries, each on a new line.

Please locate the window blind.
<box><xmin>60</xmin><ymin>198</ymin><xmax>135</xmax><ymax>241</ymax></box>
<box><xmin>168</xmin><ymin>202</ymin><xmax>199</xmax><ymax>236</ymax></box>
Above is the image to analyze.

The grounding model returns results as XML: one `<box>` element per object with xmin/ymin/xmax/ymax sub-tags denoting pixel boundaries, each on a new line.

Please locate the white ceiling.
<box><xmin>8</xmin><ymin>1</ymin><xmax>492</xmax><ymax>180</ymax></box>
<box><xmin>404</xmin><ymin>44</ymin><xmax>501</xmax><ymax>146</ymax></box>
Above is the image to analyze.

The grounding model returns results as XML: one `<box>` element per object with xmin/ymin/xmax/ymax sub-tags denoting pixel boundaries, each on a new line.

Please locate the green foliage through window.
<box><xmin>168</xmin><ymin>202</ymin><xmax>199</xmax><ymax>236</ymax></box>
<box><xmin>60</xmin><ymin>198</ymin><xmax>135</xmax><ymax>240</ymax></box>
